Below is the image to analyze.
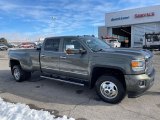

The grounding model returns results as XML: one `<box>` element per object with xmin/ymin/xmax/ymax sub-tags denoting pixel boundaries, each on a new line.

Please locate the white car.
<box><xmin>109</xmin><ymin>39</ymin><xmax>121</xmax><ymax>48</ymax></box>
<box><xmin>0</xmin><ymin>44</ymin><xmax>8</xmax><ymax>51</ymax></box>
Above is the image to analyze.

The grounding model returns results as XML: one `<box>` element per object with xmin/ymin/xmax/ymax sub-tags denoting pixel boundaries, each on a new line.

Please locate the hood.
<box><xmin>106</xmin><ymin>48</ymin><xmax>153</xmax><ymax>60</ymax></box>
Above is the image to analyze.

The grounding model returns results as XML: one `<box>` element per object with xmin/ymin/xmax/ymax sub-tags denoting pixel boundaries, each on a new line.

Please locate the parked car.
<box><xmin>8</xmin><ymin>36</ymin><xmax>155</xmax><ymax>104</ymax></box>
<box><xmin>7</xmin><ymin>43</ymin><xmax>17</xmax><ymax>48</ymax></box>
<box><xmin>143</xmin><ymin>33</ymin><xmax>160</xmax><ymax>51</ymax></box>
<box><xmin>103</xmin><ymin>39</ymin><xmax>121</xmax><ymax>48</ymax></box>
<box><xmin>19</xmin><ymin>42</ymin><xmax>36</xmax><ymax>48</ymax></box>
<box><xmin>109</xmin><ymin>39</ymin><xmax>121</xmax><ymax>47</ymax></box>
<box><xmin>0</xmin><ymin>44</ymin><xmax>8</xmax><ymax>50</ymax></box>
<box><xmin>101</xmin><ymin>36</ymin><xmax>121</xmax><ymax>48</ymax></box>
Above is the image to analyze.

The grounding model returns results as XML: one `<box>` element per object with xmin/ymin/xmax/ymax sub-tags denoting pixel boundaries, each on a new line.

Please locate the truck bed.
<box><xmin>8</xmin><ymin>48</ymin><xmax>40</xmax><ymax>71</ymax></box>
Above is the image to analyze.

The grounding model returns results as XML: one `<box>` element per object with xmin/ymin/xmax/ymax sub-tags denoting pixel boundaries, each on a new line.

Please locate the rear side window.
<box><xmin>44</xmin><ymin>38</ymin><xmax>60</xmax><ymax>51</ymax></box>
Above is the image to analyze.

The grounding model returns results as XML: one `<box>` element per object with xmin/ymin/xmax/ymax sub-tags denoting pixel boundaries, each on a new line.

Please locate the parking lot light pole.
<box><xmin>52</xmin><ymin>16</ymin><xmax>56</xmax><ymax>35</ymax></box>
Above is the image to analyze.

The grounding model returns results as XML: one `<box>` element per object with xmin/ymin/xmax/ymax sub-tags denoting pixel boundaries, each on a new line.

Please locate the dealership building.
<box><xmin>98</xmin><ymin>5</ymin><xmax>160</xmax><ymax>48</ymax></box>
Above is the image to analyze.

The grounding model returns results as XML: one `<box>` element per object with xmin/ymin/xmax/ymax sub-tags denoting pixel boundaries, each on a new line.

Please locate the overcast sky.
<box><xmin>0</xmin><ymin>0</ymin><xmax>160</xmax><ymax>41</ymax></box>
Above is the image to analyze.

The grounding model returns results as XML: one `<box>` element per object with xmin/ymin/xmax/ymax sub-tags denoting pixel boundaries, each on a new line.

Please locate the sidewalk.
<box><xmin>0</xmin><ymin>51</ymin><xmax>8</xmax><ymax>60</ymax></box>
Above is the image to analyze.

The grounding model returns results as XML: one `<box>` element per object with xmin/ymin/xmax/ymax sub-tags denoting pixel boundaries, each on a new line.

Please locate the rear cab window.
<box><xmin>44</xmin><ymin>38</ymin><xmax>60</xmax><ymax>52</ymax></box>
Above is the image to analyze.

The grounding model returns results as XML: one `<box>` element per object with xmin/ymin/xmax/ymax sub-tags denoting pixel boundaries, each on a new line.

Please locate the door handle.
<box><xmin>60</xmin><ymin>56</ymin><xmax>66</xmax><ymax>59</ymax></box>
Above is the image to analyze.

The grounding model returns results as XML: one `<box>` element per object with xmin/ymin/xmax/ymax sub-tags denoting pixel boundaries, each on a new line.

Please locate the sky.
<box><xmin>0</xmin><ymin>0</ymin><xmax>160</xmax><ymax>41</ymax></box>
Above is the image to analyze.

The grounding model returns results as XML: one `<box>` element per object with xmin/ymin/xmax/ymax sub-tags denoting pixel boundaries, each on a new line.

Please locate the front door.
<box><xmin>59</xmin><ymin>37</ymin><xmax>89</xmax><ymax>80</ymax></box>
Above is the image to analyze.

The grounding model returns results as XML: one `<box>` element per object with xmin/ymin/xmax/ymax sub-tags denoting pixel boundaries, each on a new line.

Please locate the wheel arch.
<box><xmin>10</xmin><ymin>59</ymin><xmax>21</xmax><ymax>74</ymax></box>
<box><xmin>90</xmin><ymin>66</ymin><xmax>126</xmax><ymax>90</ymax></box>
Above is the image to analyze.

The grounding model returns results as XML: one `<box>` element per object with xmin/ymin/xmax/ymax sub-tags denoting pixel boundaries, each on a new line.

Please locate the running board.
<box><xmin>40</xmin><ymin>76</ymin><xmax>84</xmax><ymax>86</ymax></box>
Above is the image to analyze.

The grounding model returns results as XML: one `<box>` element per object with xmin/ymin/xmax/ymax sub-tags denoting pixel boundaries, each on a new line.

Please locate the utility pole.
<box><xmin>52</xmin><ymin>16</ymin><xmax>56</xmax><ymax>35</ymax></box>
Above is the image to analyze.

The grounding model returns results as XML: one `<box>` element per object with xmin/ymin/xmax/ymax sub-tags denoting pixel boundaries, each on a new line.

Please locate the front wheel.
<box><xmin>95</xmin><ymin>75</ymin><xmax>125</xmax><ymax>104</ymax></box>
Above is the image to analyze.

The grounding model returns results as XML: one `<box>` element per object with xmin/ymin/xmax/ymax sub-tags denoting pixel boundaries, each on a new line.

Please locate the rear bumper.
<box><xmin>125</xmin><ymin>69</ymin><xmax>155</xmax><ymax>98</ymax></box>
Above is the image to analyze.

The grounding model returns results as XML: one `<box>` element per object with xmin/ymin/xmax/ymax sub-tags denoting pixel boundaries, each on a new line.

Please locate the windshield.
<box><xmin>82</xmin><ymin>37</ymin><xmax>111</xmax><ymax>52</ymax></box>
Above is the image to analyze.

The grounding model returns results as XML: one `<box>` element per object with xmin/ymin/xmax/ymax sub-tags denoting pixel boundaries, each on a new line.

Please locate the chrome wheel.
<box><xmin>13</xmin><ymin>68</ymin><xmax>20</xmax><ymax>80</ymax></box>
<box><xmin>100</xmin><ymin>81</ymin><xmax>118</xmax><ymax>99</ymax></box>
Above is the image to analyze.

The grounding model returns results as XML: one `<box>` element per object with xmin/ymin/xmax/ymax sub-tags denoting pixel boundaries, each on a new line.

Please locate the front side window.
<box><xmin>44</xmin><ymin>38</ymin><xmax>60</xmax><ymax>51</ymax></box>
<box><xmin>63</xmin><ymin>38</ymin><xmax>84</xmax><ymax>51</ymax></box>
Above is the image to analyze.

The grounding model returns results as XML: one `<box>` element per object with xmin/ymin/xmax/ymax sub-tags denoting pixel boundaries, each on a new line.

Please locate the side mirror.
<box><xmin>79</xmin><ymin>49</ymin><xmax>87</xmax><ymax>54</ymax></box>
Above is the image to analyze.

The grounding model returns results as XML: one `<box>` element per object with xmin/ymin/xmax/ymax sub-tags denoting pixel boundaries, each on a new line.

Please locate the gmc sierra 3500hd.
<box><xmin>8</xmin><ymin>36</ymin><xmax>155</xmax><ymax>103</ymax></box>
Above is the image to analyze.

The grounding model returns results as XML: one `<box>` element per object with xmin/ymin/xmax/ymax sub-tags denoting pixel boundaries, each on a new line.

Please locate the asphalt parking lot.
<box><xmin>0</xmin><ymin>51</ymin><xmax>160</xmax><ymax>120</ymax></box>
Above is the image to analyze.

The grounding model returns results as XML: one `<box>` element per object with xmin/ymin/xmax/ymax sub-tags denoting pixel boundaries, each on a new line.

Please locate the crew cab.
<box><xmin>8</xmin><ymin>36</ymin><xmax>155</xmax><ymax>103</ymax></box>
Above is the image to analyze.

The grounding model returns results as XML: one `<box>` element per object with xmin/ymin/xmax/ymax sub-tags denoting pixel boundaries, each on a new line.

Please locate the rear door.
<box><xmin>40</xmin><ymin>38</ymin><xmax>61</xmax><ymax>74</ymax></box>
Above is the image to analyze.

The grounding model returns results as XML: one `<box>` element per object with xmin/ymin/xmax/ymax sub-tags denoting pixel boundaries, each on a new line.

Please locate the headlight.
<box><xmin>131</xmin><ymin>59</ymin><xmax>145</xmax><ymax>71</ymax></box>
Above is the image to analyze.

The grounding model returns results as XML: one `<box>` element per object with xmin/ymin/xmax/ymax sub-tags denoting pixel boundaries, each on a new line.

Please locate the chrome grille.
<box><xmin>145</xmin><ymin>57</ymin><xmax>153</xmax><ymax>74</ymax></box>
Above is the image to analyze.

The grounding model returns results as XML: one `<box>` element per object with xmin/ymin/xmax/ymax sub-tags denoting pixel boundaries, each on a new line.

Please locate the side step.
<box><xmin>40</xmin><ymin>75</ymin><xmax>84</xmax><ymax>86</ymax></box>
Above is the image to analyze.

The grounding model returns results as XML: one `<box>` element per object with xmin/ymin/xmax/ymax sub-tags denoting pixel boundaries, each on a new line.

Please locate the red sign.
<box><xmin>135</xmin><ymin>12</ymin><xmax>155</xmax><ymax>18</ymax></box>
<box><xmin>102</xmin><ymin>36</ymin><xmax>118</xmax><ymax>39</ymax></box>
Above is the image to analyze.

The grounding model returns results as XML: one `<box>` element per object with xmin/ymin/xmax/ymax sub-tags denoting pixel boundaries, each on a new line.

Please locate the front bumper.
<box><xmin>125</xmin><ymin>69</ymin><xmax>155</xmax><ymax>98</ymax></box>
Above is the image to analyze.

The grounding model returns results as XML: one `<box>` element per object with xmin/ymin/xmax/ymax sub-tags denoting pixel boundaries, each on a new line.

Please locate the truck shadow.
<box><xmin>1</xmin><ymin>69</ymin><xmax>160</xmax><ymax>107</ymax></box>
<box><xmin>0</xmin><ymin>70</ymin><xmax>113</xmax><ymax>106</ymax></box>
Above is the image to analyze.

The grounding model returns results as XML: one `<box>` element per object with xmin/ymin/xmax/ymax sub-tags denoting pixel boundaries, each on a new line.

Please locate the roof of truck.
<box><xmin>45</xmin><ymin>35</ymin><xmax>95</xmax><ymax>39</ymax></box>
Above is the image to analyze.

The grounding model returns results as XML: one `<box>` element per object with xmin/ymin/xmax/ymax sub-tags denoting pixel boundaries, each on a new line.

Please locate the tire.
<box><xmin>12</xmin><ymin>65</ymin><xmax>27</xmax><ymax>82</ymax></box>
<box><xmin>95</xmin><ymin>75</ymin><xmax>125</xmax><ymax>104</ymax></box>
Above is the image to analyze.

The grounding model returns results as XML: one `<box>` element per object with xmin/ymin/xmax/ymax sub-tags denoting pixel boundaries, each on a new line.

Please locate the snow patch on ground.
<box><xmin>0</xmin><ymin>98</ymin><xmax>75</xmax><ymax>120</ymax></box>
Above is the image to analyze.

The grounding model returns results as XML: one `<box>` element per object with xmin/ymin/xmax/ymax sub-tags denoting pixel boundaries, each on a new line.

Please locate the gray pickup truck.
<box><xmin>8</xmin><ymin>36</ymin><xmax>155</xmax><ymax>103</ymax></box>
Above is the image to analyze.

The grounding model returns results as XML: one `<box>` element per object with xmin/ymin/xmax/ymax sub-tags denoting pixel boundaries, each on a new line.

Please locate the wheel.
<box><xmin>95</xmin><ymin>75</ymin><xmax>125</xmax><ymax>104</ymax></box>
<box><xmin>12</xmin><ymin>65</ymin><xmax>26</xmax><ymax>82</ymax></box>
